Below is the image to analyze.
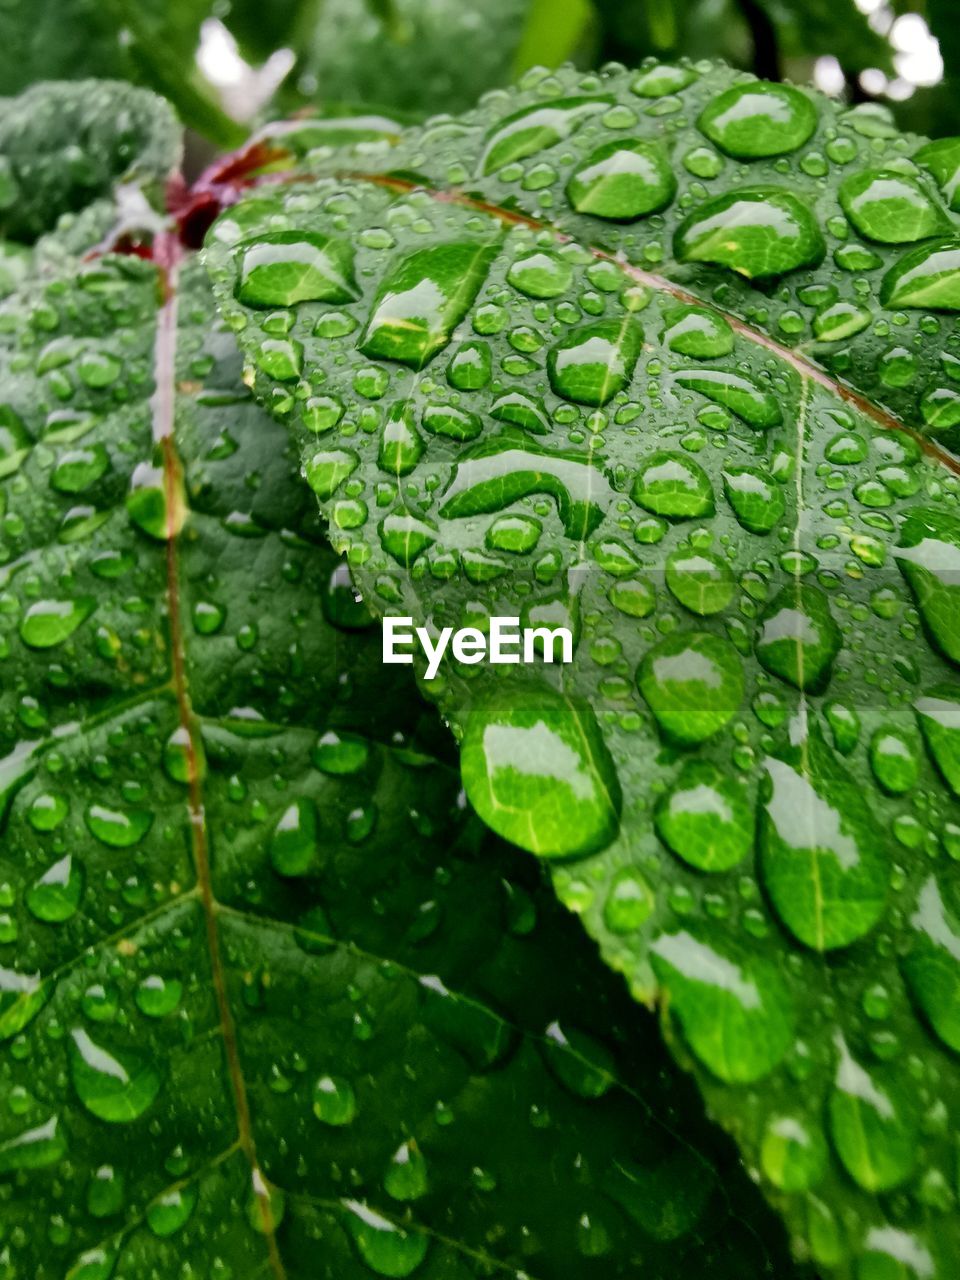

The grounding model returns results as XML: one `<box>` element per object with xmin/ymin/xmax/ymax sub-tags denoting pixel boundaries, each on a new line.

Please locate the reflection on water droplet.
<box><xmin>20</xmin><ymin>598</ymin><xmax>95</xmax><ymax>648</ymax></box>
<box><xmin>69</xmin><ymin>1028</ymin><xmax>162</xmax><ymax>1122</ymax></box>
<box><xmin>236</xmin><ymin>231</ymin><xmax>358</xmax><ymax>307</ymax></box>
<box><xmin>881</xmin><ymin>239</ymin><xmax>960</xmax><ymax>311</ymax></box>
<box><xmin>829</xmin><ymin>1036</ymin><xmax>916</xmax><ymax>1191</ymax></box>
<box><xmin>761</xmin><ymin>1115</ymin><xmax>827</xmax><ymax>1192</ymax></box>
<box><xmin>638</xmin><ymin>631</ymin><xmax>744</xmax><ymax>744</ymax></box>
<box><xmin>147</xmin><ymin>1184</ymin><xmax>197</xmax><ymax>1236</ymax></box>
<box><xmin>675</xmin><ymin>189</ymin><xmax>825</xmax><ymax>278</ymax></box>
<box><xmin>270</xmin><ymin>798</ymin><xmax>320</xmax><ymax>876</ymax></box>
<box><xmin>566</xmin><ymin>140</ymin><xmax>675</xmax><ymax>220</ymax></box>
<box><xmin>547</xmin><ymin>319</ymin><xmax>642</xmax><ymax>406</ymax></box>
<box><xmin>650</xmin><ymin>928</ymin><xmax>794</xmax><ymax>1082</ymax></box>
<box><xmin>26</xmin><ymin>854</ymin><xmax>83</xmax><ymax>922</ymax></box>
<box><xmin>839</xmin><ymin>168</ymin><xmax>947</xmax><ymax>244</ymax></box>
<box><xmin>461</xmin><ymin>686</ymin><xmax>621</xmax><ymax>858</ymax></box>
<box><xmin>699</xmin><ymin>82</ymin><xmax>817</xmax><ymax>157</ymax></box>
<box><xmin>0</xmin><ymin>1114</ymin><xmax>66</xmax><ymax>1173</ymax></box>
<box><xmin>632</xmin><ymin>451</ymin><xmax>714</xmax><ymax>519</ymax></box>
<box><xmin>313</xmin><ymin>1074</ymin><xmax>356</xmax><ymax>1125</ymax></box>
<box><xmin>481</xmin><ymin>97</ymin><xmax>610</xmax><ymax>174</ymax></box>
<box><xmin>342</xmin><ymin>1199</ymin><xmax>429</xmax><ymax>1277</ymax></box>
<box><xmin>656</xmin><ymin>760</ymin><xmax>751</xmax><ymax>871</ymax></box>
<box><xmin>755</xmin><ymin>582</ymin><xmax>840</xmax><ymax>690</ymax></box>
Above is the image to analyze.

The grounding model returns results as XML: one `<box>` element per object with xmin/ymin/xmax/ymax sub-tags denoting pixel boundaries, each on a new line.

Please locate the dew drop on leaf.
<box><xmin>68</xmin><ymin>1028</ymin><xmax>162</xmax><ymax>1123</ymax></box>
<box><xmin>638</xmin><ymin>631</ymin><xmax>743</xmax><ymax>745</ymax></box>
<box><xmin>698</xmin><ymin>81</ymin><xmax>817</xmax><ymax>157</ymax></box>
<box><xmin>460</xmin><ymin>686</ymin><xmax>621</xmax><ymax>858</ymax></box>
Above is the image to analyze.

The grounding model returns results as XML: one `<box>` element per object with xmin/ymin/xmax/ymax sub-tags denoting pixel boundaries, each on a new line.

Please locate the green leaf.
<box><xmin>276</xmin><ymin>0</ymin><xmax>594</xmax><ymax>119</ymax></box>
<box><xmin>0</xmin><ymin>2</ymin><xmax>242</xmax><ymax>146</ymax></box>
<box><xmin>209</xmin><ymin>61</ymin><xmax>960</xmax><ymax>1276</ymax></box>
<box><xmin>0</xmin><ymin>231</ymin><xmax>798</xmax><ymax>1278</ymax></box>
<box><xmin>0</xmin><ymin>80</ymin><xmax>180</xmax><ymax>242</ymax></box>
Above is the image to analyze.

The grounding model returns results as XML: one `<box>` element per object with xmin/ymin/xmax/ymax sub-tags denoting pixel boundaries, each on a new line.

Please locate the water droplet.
<box><xmin>894</xmin><ymin>507</ymin><xmax>960</xmax><ymax>664</ymax></box>
<box><xmin>638</xmin><ymin>631</ymin><xmax>744</xmax><ymax>745</ymax></box>
<box><xmin>632</xmin><ymin>451</ymin><xmax>714</xmax><ymax>519</ymax></box>
<box><xmin>656</xmin><ymin>761</ymin><xmax>751</xmax><ymax>871</ymax></box>
<box><xmin>384</xmin><ymin>1141</ymin><xmax>428</xmax><ymax>1201</ymax></box>
<box><xmin>632</xmin><ymin>64</ymin><xmax>697</xmax><ymax>98</ymax></box>
<box><xmin>662</xmin><ymin>304</ymin><xmax>733</xmax><ymax>358</ymax></box>
<box><xmin>566</xmin><ymin>140</ymin><xmax>675</xmax><ymax>219</ymax></box>
<box><xmin>51</xmin><ymin>444</ymin><xmax>110</xmax><ymax>493</ymax></box>
<box><xmin>839</xmin><ymin>168</ymin><xmax>947</xmax><ymax>244</ymax></box>
<box><xmin>675</xmin><ymin>368</ymin><xmax>781</xmax><ymax>428</ymax></box>
<box><xmin>379</xmin><ymin>402</ymin><xmax>424</xmax><ymax>476</ymax></box>
<box><xmin>441</xmin><ymin>435</ymin><xmax>612</xmax><ymax>538</ymax></box>
<box><xmin>85</xmin><ymin>804</ymin><xmax>153</xmax><ymax>848</ymax></box>
<box><xmin>915</xmin><ymin>686</ymin><xmax>960</xmax><ymax>795</ymax></box>
<box><xmin>313</xmin><ymin>1074</ymin><xmax>356</xmax><ymax>1125</ymax></box>
<box><xmin>813</xmin><ymin>301</ymin><xmax>872</xmax><ymax>342</ymax></box>
<box><xmin>69</xmin><ymin>1028</ymin><xmax>162</xmax><ymax>1122</ymax></box>
<box><xmin>507</xmin><ymin>250</ymin><xmax>573</xmax><ymax>298</ymax></box>
<box><xmin>675</xmin><ymin>189</ymin><xmax>825</xmax><ymax>278</ymax></box>
<box><xmin>755</xmin><ymin>582</ymin><xmax>840</xmax><ymax>690</ymax></box>
<box><xmin>342</xmin><ymin>1199</ymin><xmax>429</xmax><ymax>1277</ymax></box>
<box><xmin>490</xmin><ymin>390</ymin><xmax>549</xmax><ymax>434</ymax></box>
<box><xmin>20</xmin><ymin>597</ymin><xmax>95</xmax><ymax>648</ymax></box>
<box><xmin>761</xmin><ymin>1116</ymin><xmax>827</xmax><ymax>1191</ymax></box>
<box><xmin>480</xmin><ymin>97</ymin><xmax>610</xmax><ymax>173</ymax></box>
<box><xmin>359</xmin><ymin>242</ymin><xmax>496</xmax><ymax>368</ymax></box>
<box><xmin>541</xmin><ymin>1021</ymin><xmax>614</xmax><ymax>1097</ymax></box>
<box><xmin>603</xmin><ymin>867</ymin><xmax>655</xmax><ymax>933</ymax></box>
<box><xmin>901</xmin><ymin>875</ymin><xmax>960</xmax><ymax>1053</ymax></box>
<box><xmin>460</xmin><ymin>686</ymin><xmax>621</xmax><ymax>858</ymax></box>
<box><xmin>486</xmin><ymin>513</ymin><xmax>541</xmax><ymax>553</ymax></box>
<box><xmin>27</xmin><ymin>790</ymin><xmax>68</xmax><ymax>831</ymax></box>
<box><xmin>26</xmin><ymin>854</ymin><xmax>83</xmax><ymax>922</ymax></box>
<box><xmin>650</xmin><ymin>929</ymin><xmax>794</xmax><ymax>1082</ymax></box>
<box><xmin>236</xmin><ymin>232</ymin><xmax>358</xmax><ymax>306</ymax></box>
<box><xmin>446</xmin><ymin>340</ymin><xmax>491</xmax><ymax>390</ymax></box>
<box><xmin>305</xmin><ymin>447</ymin><xmax>359</xmax><ymax>498</ymax></box>
<box><xmin>135</xmin><ymin>975</ymin><xmax>182</xmax><ymax>1018</ymax></box>
<box><xmin>0</xmin><ymin>1114</ymin><xmax>66</xmax><ymax>1174</ymax></box>
<box><xmin>0</xmin><ymin>966</ymin><xmax>48</xmax><ymax>1039</ymax></box>
<box><xmin>269</xmin><ymin>798</ymin><xmax>319</xmax><ymax>876</ymax></box>
<box><xmin>916</xmin><ymin>136</ymin><xmax>960</xmax><ymax>210</ymax></box>
<box><xmin>829</xmin><ymin>1036</ymin><xmax>916</xmax><ymax>1191</ymax></box>
<box><xmin>881</xmin><ymin>238</ymin><xmax>960</xmax><ymax>310</ymax></box>
<box><xmin>665</xmin><ymin>547</ymin><xmax>734</xmax><ymax>615</ymax></box>
<box><xmin>722</xmin><ymin>465</ymin><xmax>784</xmax><ymax>534</ymax></box>
<box><xmin>547</xmin><ymin>318</ymin><xmax>642</xmax><ymax>406</ymax></box>
<box><xmin>699</xmin><ymin>81</ymin><xmax>817</xmax><ymax>157</ymax></box>
<box><xmin>760</xmin><ymin>727</ymin><xmax>888</xmax><ymax>951</ymax></box>
<box><xmin>147</xmin><ymin>1185</ymin><xmax>197</xmax><ymax>1236</ymax></box>
<box><xmin>869</xmin><ymin>725</ymin><xmax>920</xmax><ymax>794</ymax></box>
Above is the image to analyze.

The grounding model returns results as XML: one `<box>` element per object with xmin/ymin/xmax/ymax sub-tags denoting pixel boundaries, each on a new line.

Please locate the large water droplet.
<box><xmin>547</xmin><ymin>318</ymin><xmax>642</xmax><ymax>406</ymax></box>
<box><xmin>632</xmin><ymin>451</ymin><xmax>714</xmax><ymax>519</ymax></box>
<box><xmin>698</xmin><ymin>81</ymin><xmax>817</xmax><ymax>157</ymax></box>
<box><xmin>675</xmin><ymin>189</ymin><xmax>825</xmax><ymax>278</ymax></box>
<box><xmin>755</xmin><ymin>582</ymin><xmax>841</xmax><ymax>690</ymax></box>
<box><xmin>359</xmin><ymin>242</ymin><xmax>496</xmax><ymax>368</ymax></box>
<box><xmin>839</xmin><ymin>168</ymin><xmax>947</xmax><ymax>244</ymax></box>
<box><xmin>760</xmin><ymin>727</ymin><xmax>888</xmax><ymax>950</ymax></box>
<box><xmin>675</xmin><ymin>368</ymin><xmax>781</xmax><ymax>428</ymax></box>
<box><xmin>649</xmin><ymin>929</ymin><xmax>794</xmax><ymax>1082</ymax></box>
<box><xmin>507</xmin><ymin>249</ymin><xmax>573</xmax><ymax>298</ymax></box>
<box><xmin>655</xmin><ymin>760</ymin><xmax>751</xmax><ymax>870</ymax></box>
<box><xmin>902</xmin><ymin>875</ymin><xmax>960</xmax><ymax>1053</ymax></box>
<box><xmin>665</xmin><ymin>547</ymin><xmax>734</xmax><ymax>615</ymax></box>
<box><xmin>894</xmin><ymin>508</ymin><xmax>960</xmax><ymax>663</ymax></box>
<box><xmin>828</xmin><ymin>1036</ymin><xmax>916</xmax><ymax>1191</ymax></box>
<box><xmin>20</xmin><ymin>598</ymin><xmax>95</xmax><ymax>648</ymax></box>
<box><xmin>722</xmin><ymin>465</ymin><xmax>784</xmax><ymax>534</ymax></box>
<box><xmin>638</xmin><ymin>631</ymin><xmax>744</xmax><ymax>744</ymax></box>
<box><xmin>147</xmin><ymin>1185</ymin><xmax>197</xmax><ymax>1236</ymax></box>
<box><xmin>342</xmin><ymin>1199</ymin><xmax>429</xmax><ymax>1277</ymax></box>
<box><xmin>270</xmin><ymin>798</ymin><xmax>320</xmax><ymax>876</ymax></box>
<box><xmin>384</xmin><ymin>1141</ymin><xmax>428</xmax><ymax>1201</ymax></box>
<box><xmin>480</xmin><ymin>97</ymin><xmax>610</xmax><ymax>173</ymax></box>
<box><xmin>566</xmin><ymin>140</ymin><xmax>675</xmax><ymax>220</ymax></box>
<box><xmin>881</xmin><ymin>239</ymin><xmax>960</xmax><ymax>310</ymax></box>
<box><xmin>916</xmin><ymin>136</ymin><xmax>960</xmax><ymax>210</ymax></box>
<box><xmin>761</xmin><ymin>1115</ymin><xmax>827</xmax><ymax>1192</ymax></box>
<box><xmin>440</xmin><ymin>435</ymin><xmax>612</xmax><ymax>538</ymax></box>
<box><xmin>26</xmin><ymin>854</ymin><xmax>83</xmax><ymax>922</ymax></box>
<box><xmin>915</xmin><ymin>686</ymin><xmax>960</xmax><ymax>794</ymax></box>
<box><xmin>379</xmin><ymin>402</ymin><xmax>424</xmax><ymax>476</ymax></box>
<box><xmin>662</xmin><ymin>304</ymin><xmax>733</xmax><ymax>358</ymax></box>
<box><xmin>236</xmin><ymin>231</ymin><xmax>358</xmax><ymax>307</ymax></box>
<box><xmin>85</xmin><ymin>804</ymin><xmax>153</xmax><ymax>848</ymax></box>
<box><xmin>460</xmin><ymin>686</ymin><xmax>621</xmax><ymax>858</ymax></box>
<box><xmin>0</xmin><ymin>1115</ymin><xmax>66</xmax><ymax>1173</ymax></box>
<box><xmin>68</xmin><ymin>1028</ymin><xmax>162</xmax><ymax>1122</ymax></box>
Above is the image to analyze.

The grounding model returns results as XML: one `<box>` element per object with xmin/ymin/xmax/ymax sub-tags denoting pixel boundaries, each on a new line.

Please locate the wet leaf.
<box><xmin>210</xmin><ymin>60</ymin><xmax>960</xmax><ymax>1278</ymax></box>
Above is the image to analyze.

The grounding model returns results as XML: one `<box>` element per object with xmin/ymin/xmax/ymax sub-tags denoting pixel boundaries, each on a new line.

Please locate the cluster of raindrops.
<box><xmin>206</xmin><ymin>57</ymin><xmax>960</xmax><ymax>1276</ymax></box>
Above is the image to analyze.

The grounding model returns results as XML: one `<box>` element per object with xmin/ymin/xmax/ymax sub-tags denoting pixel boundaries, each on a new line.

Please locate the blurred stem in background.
<box><xmin>0</xmin><ymin>0</ymin><xmax>953</xmax><ymax>148</ymax></box>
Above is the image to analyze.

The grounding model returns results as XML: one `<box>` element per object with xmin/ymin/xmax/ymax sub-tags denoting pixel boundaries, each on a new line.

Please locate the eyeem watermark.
<box><xmin>383</xmin><ymin>616</ymin><xmax>573</xmax><ymax>680</ymax></box>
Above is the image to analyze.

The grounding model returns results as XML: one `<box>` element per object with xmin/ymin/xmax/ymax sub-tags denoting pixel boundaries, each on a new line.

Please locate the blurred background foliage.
<box><xmin>0</xmin><ymin>0</ymin><xmax>954</xmax><ymax>149</ymax></box>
